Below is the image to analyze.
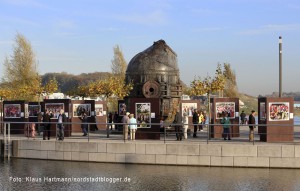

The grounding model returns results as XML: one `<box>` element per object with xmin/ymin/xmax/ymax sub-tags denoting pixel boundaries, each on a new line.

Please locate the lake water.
<box><xmin>1</xmin><ymin>158</ymin><xmax>300</xmax><ymax>191</ymax></box>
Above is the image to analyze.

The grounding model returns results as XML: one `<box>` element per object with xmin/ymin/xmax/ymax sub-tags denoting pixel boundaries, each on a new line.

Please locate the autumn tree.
<box><xmin>42</xmin><ymin>77</ymin><xmax>59</xmax><ymax>100</ymax></box>
<box><xmin>189</xmin><ymin>64</ymin><xmax>226</xmax><ymax>135</ymax></box>
<box><xmin>190</xmin><ymin>64</ymin><xmax>226</xmax><ymax>97</ymax></box>
<box><xmin>1</xmin><ymin>33</ymin><xmax>42</xmax><ymax>101</ymax></box>
<box><xmin>89</xmin><ymin>76</ymin><xmax>133</xmax><ymax>99</ymax></box>
<box><xmin>223</xmin><ymin>63</ymin><xmax>239</xmax><ymax>98</ymax></box>
<box><xmin>111</xmin><ymin>45</ymin><xmax>127</xmax><ymax>80</ymax></box>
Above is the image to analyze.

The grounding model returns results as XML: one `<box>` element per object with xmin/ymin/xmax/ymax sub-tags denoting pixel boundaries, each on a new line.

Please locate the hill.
<box><xmin>239</xmin><ymin>93</ymin><xmax>258</xmax><ymax>115</ymax></box>
<box><xmin>41</xmin><ymin>72</ymin><xmax>111</xmax><ymax>94</ymax></box>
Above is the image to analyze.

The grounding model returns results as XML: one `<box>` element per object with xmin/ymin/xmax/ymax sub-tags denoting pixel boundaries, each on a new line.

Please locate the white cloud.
<box><xmin>191</xmin><ymin>8</ymin><xmax>216</xmax><ymax>16</ymax></box>
<box><xmin>1</xmin><ymin>0</ymin><xmax>47</xmax><ymax>8</ymax></box>
<box><xmin>115</xmin><ymin>10</ymin><xmax>167</xmax><ymax>25</ymax></box>
<box><xmin>55</xmin><ymin>20</ymin><xmax>77</xmax><ymax>30</ymax></box>
<box><xmin>97</xmin><ymin>27</ymin><xmax>122</xmax><ymax>32</ymax></box>
<box><xmin>38</xmin><ymin>56</ymin><xmax>81</xmax><ymax>62</ymax></box>
<box><xmin>192</xmin><ymin>27</ymin><xmax>223</xmax><ymax>32</ymax></box>
<box><xmin>0</xmin><ymin>40</ymin><xmax>13</xmax><ymax>45</ymax></box>
<box><xmin>238</xmin><ymin>24</ymin><xmax>300</xmax><ymax>35</ymax></box>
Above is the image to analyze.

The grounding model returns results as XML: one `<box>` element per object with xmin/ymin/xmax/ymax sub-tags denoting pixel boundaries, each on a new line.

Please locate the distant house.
<box><xmin>46</xmin><ymin>93</ymin><xmax>65</xmax><ymax>99</ymax></box>
<box><xmin>294</xmin><ymin>101</ymin><xmax>300</xmax><ymax>108</ymax></box>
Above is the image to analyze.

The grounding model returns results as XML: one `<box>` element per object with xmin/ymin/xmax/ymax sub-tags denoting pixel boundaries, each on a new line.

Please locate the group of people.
<box><xmin>170</xmin><ymin>109</ymin><xmax>207</xmax><ymax>141</ymax></box>
<box><xmin>26</xmin><ymin>109</ymin><xmax>67</xmax><ymax>141</ymax></box>
<box><xmin>122</xmin><ymin>112</ymin><xmax>138</xmax><ymax>141</ymax></box>
<box><xmin>25</xmin><ymin>108</ymin><xmax>257</xmax><ymax>142</ymax></box>
<box><xmin>192</xmin><ymin>109</ymin><xmax>207</xmax><ymax>138</ymax></box>
<box><xmin>220</xmin><ymin>110</ymin><xmax>256</xmax><ymax>141</ymax></box>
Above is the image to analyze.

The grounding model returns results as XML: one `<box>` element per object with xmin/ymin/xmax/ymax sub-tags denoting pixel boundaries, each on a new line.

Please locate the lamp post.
<box><xmin>279</xmin><ymin>36</ymin><xmax>282</xmax><ymax>97</ymax></box>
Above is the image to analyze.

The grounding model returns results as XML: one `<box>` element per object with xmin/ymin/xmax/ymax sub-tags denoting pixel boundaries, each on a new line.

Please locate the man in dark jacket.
<box><xmin>248</xmin><ymin>110</ymin><xmax>256</xmax><ymax>141</ymax></box>
<box><xmin>43</xmin><ymin>110</ymin><xmax>53</xmax><ymax>140</ymax></box>
<box><xmin>240</xmin><ymin>110</ymin><xmax>246</xmax><ymax>124</ymax></box>
<box><xmin>192</xmin><ymin>109</ymin><xmax>199</xmax><ymax>138</ymax></box>
<box><xmin>57</xmin><ymin>109</ymin><xmax>67</xmax><ymax>141</ymax></box>
<box><xmin>173</xmin><ymin>110</ymin><xmax>183</xmax><ymax>141</ymax></box>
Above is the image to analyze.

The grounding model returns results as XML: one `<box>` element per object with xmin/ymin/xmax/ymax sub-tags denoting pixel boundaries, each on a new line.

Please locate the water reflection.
<box><xmin>1</xmin><ymin>159</ymin><xmax>300</xmax><ymax>191</ymax></box>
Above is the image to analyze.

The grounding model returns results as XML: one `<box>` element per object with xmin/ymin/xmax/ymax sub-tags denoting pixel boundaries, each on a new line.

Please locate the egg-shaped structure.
<box><xmin>125</xmin><ymin>40</ymin><xmax>183</xmax><ymax>119</ymax></box>
<box><xmin>126</xmin><ymin>40</ymin><xmax>182</xmax><ymax>99</ymax></box>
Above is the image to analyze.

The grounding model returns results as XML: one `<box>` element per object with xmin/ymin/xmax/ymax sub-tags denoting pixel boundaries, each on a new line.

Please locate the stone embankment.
<box><xmin>11</xmin><ymin>140</ymin><xmax>300</xmax><ymax>168</ymax></box>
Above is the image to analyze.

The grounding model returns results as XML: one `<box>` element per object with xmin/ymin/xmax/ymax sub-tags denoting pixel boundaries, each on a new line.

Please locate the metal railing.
<box><xmin>1</xmin><ymin>121</ymin><xmax>300</xmax><ymax>145</ymax></box>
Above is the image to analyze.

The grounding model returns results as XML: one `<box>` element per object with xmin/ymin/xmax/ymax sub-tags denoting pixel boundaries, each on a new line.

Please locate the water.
<box><xmin>294</xmin><ymin>116</ymin><xmax>300</xmax><ymax>125</ymax></box>
<box><xmin>1</xmin><ymin>117</ymin><xmax>300</xmax><ymax>190</ymax></box>
<box><xmin>1</xmin><ymin>159</ymin><xmax>300</xmax><ymax>191</ymax></box>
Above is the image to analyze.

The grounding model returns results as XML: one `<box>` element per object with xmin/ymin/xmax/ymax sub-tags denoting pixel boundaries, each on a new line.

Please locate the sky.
<box><xmin>0</xmin><ymin>0</ymin><xmax>300</xmax><ymax>96</ymax></box>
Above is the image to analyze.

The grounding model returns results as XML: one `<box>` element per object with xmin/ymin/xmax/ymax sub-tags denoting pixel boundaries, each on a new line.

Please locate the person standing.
<box><xmin>129</xmin><ymin>114</ymin><xmax>137</xmax><ymax>140</ymax></box>
<box><xmin>108</xmin><ymin>112</ymin><xmax>113</xmax><ymax>130</ymax></box>
<box><xmin>202</xmin><ymin>111</ymin><xmax>207</xmax><ymax>130</ymax></box>
<box><xmin>240</xmin><ymin>110</ymin><xmax>246</xmax><ymax>124</ymax></box>
<box><xmin>122</xmin><ymin>112</ymin><xmax>130</xmax><ymax>141</ymax></box>
<box><xmin>182</xmin><ymin>113</ymin><xmax>189</xmax><ymax>139</ymax></box>
<box><xmin>173</xmin><ymin>110</ymin><xmax>183</xmax><ymax>141</ymax></box>
<box><xmin>113</xmin><ymin>111</ymin><xmax>119</xmax><ymax>131</ymax></box>
<box><xmin>80</xmin><ymin>112</ymin><xmax>88</xmax><ymax>136</ymax></box>
<box><xmin>198</xmin><ymin>111</ymin><xmax>204</xmax><ymax>131</ymax></box>
<box><xmin>57</xmin><ymin>109</ymin><xmax>67</xmax><ymax>141</ymax></box>
<box><xmin>43</xmin><ymin>110</ymin><xmax>53</xmax><ymax>140</ymax></box>
<box><xmin>248</xmin><ymin>110</ymin><xmax>256</xmax><ymax>141</ymax></box>
<box><xmin>192</xmin><ymin>109</ymin><xmax>199</xmax><ymax>138</ymax></box>
<box><xmin>221</xmin><ymin>112</ymin><xmax>231</xmax><ymax>140</ymax></box>
<box><xmin>37</xmin><ymin>112</ymin><xmax>43</xmax><ymax>136</ymax></box>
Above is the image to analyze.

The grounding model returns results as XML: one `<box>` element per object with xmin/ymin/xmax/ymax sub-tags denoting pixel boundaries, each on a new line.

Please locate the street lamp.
<box><xmin>279</xmin><ymin>36</ymin><xmax>282</xmax><ymax>97</ymax></box>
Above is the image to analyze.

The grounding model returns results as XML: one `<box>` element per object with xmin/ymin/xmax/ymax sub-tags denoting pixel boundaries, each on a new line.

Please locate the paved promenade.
<box><xmin>1</xmin><ymin>125</ymin><xmax>300</xmax><ymax>169</ymax></box>
<box><xmin>2</xmin><ymin>125</ymin><xmax>300</xmax><ymax>145</ymax></box>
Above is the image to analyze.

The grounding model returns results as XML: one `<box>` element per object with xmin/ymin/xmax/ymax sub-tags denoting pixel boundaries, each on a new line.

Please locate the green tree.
<box><xmin>1</xmin><ymin>33</ymin><xmax>42</xmax><ymax>101</ymax></box>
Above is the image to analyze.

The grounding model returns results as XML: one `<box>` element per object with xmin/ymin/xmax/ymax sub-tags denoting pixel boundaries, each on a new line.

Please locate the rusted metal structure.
<box><xmin>125</xmin><ymin>40</ymin><xmax>182</xmax><ymax>121</ymax></box>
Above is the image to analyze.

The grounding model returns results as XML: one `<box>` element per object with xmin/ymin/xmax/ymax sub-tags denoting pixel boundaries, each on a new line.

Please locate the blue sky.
<box><xmin>1</xmin><ymin>0</ymin><xmax>300</xmax><ymax>96</ymax></box>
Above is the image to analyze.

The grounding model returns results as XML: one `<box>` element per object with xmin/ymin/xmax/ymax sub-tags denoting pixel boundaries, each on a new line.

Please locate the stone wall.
<box><xmin>12</xmin><ymin>140</ymin><xmax>300</xmax><ymax>168</ymax></box>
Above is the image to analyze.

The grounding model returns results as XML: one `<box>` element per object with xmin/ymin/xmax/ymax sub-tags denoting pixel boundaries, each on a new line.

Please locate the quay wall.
<box><xmin>11</xmin><ymin>140</ymin><xmax>300</xmax><ymax>168</ymax></box>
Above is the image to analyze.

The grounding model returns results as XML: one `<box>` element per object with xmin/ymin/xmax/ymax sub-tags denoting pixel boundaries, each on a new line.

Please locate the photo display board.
<box><xmin>4</xmin><ymin>104</ymin><xmax>21</xmax><ymax>118</ymax></box>
<box><xmin>269</xmin><ymin>102</ymin><xmax>289</xmax><ymax>121</ymax></box>
<box><xmin>45</xmin><ymin>103</ymin><xmax>64</xmax><ymax>118</ymax></box>
<box><xmin>216</xmin><ymin>102</ymin><xmax>235</xmax><ymax>119</ymax></box>
<box><xmin>136</xmin><ymin>103</ymin><xmax>151</xmax><ymax>128</ymax></box>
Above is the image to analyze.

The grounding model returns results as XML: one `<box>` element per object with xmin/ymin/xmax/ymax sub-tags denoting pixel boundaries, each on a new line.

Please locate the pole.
<box><xmin>207</xmin><ymin>92</ymin><xmax>211</xmax><ymax>141</ymax></box>
<box><xmin>279</xmin><ymin>36</ymin><xmax>282</xmax><ymax>97</ymax></box>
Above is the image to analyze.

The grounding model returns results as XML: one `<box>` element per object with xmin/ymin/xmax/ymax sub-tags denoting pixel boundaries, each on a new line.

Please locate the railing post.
<box><xmin>8</xmin><ymin>123</ymin><xmax>10</xmax><ymax>160</ymax></box>
<box><xmin>107</xmin><ymin>122</ymin><xmax>109</xmax><ymax>138</ymax></box>
<box><xmin>164</xmin><ymin>123</ymin><xmax>166</xmax><ymax>144</ymax></box>
<box><xmin>252</xmin><ymin>126</ymin><xmax>255</xmax><ymax>145</ymax></box>
<box><xmin>206</xmin><ymin>123</ymin><xmax>209</xmax><ymax>144</ymax></box>
<box><xmin>88</xmin><ymin>123</ymin><xmax>90</xmax><ymax>142</ymax></box>
<box><xmin>27</xmin><ymin>123</ymin><xmax>29</xmax><ymax>139</ymax></box>
<box><xmin>4</xmin><ymin>123</ymin><xmax>6</xmax><ymax>159</ymax></box>
<box><xmin>56</xmin><ymin>123</ymin><xmax>58</xmax><ymax>141</ymax></box>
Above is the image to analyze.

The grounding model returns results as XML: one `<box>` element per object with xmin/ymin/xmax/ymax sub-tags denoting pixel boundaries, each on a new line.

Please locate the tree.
<box><xmin>111</xmin><ymin>45</ymin><xmax>127</xmax><ymax>79</ymax></box>
<box><xmin>89</xmin><ymin>76</ymin><xmax>133</xmax><ymax>100</ymax></box>
<box><xmin>42</xmin><ymin>77</ymin><xmax>58</xmax><ymax>100</ymax></box>
<box><xmin>190</xmin><ymin>63</ymin><xmax>226</xmax><ymax>96</ymax></box>
<box><xmin>223</xmin><ymin>63</ymin><xmax>239</xmax><ymax>98</ymax></box>
<box><xmin>1</xmin><ymin>33</ymin><xmax>42</xmax><ymax>101</ymax></box>
<box><xmin>190</xmin><ymin>64</ymin><xmax>226</xmax><ymax>138</ymax></box>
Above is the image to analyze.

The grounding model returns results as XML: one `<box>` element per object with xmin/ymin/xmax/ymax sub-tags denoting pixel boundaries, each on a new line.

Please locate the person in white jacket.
<box><xmin>129</xmin><ymin>114</ymin><xmax>137</xmax><ymax>140</ymax></box>
<box><xmin>182</xmin><ymin>113</ymin><xmax>189</xmax><ymax>139</ymax></box>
